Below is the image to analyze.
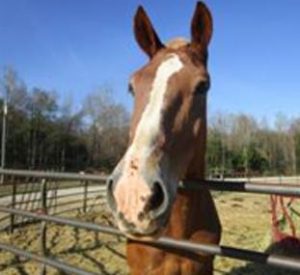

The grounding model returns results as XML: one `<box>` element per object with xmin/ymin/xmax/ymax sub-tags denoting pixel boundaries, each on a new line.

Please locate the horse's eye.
<box><xmin>194</xmin><ymin>80</ymin><xmax>210</xmax><ymax>95</ymax></box>
<box><xmin>128</xmin><ymin>83</ymin><xmax>134</xmax><ymax>96</ymax></box>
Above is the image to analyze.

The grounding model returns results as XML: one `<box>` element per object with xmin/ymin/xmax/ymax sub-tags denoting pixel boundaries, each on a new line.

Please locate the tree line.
<box><xmin>0</xmin><ymin>68</ymin><xmax>129</xmax><ymax>172</ymax></box>
<box><xmin>207</xmin><ymin>112</ymin><xmax>300</xmax><ymax>177</ymax></box>
<box><xmin>0</xmin><ymin>68</ymin><xmax>299</xmax><ymax>176</ymax></box>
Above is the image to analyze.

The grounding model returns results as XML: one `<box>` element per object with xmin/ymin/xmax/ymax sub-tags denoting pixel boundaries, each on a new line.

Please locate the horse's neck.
<box><xmin>168</xmin><ymin>186</ymin><xmax>211</xmax><ymax>238</ymax></box>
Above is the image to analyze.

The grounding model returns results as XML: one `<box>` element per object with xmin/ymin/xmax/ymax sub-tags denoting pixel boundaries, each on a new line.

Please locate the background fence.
<box><xmin>0</xmin><ymin>168</ymin><xmax>299</xmax><ymax>274</ymax></box>
<box><xmin>0</xmin><ymin>169</ymin><xmax>107</xmax><ymax>232</ymax></box>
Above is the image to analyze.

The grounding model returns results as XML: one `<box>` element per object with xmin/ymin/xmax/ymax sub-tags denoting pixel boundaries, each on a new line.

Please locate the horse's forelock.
<box><xmin>166</xmin><ymin>38</ymin><xmax>189</xmax><ymax>50</ymax></box>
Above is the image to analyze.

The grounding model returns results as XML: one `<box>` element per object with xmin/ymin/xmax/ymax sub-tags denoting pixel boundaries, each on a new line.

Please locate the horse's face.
<box><xmin>107</xmin><ymin>2</ymin><xmax>213</xmax><ymax>239</ymax></box>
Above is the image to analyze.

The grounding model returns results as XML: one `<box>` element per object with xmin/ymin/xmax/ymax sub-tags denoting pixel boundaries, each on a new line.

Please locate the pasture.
<box><xmin>0</xmin><ymin>187</ymin><xmax>299</xmax><ymax>275</ymax></box>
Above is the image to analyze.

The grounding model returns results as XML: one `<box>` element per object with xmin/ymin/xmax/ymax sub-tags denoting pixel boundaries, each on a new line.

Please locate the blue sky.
<box><xmin>0</xmin><ymin>0</ymin><xmax>299</xmax><ymax>122</ymax></box>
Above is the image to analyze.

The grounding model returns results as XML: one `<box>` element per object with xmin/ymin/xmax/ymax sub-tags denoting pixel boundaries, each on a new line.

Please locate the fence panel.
<box><xmin>0</xmin><ymin>169</ymin><xmax>299</xmax><ymax>274</ymax></box>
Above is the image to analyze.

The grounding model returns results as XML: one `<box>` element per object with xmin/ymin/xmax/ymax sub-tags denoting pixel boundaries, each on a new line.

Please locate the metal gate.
<box><xmin>0</xmin><ymin>169</ymin><xmax>299</xmax><ymax>274</ymax></box>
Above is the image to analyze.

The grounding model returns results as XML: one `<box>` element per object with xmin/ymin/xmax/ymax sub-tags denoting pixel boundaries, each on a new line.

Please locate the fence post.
<box><xmin>40</xmin><ymin>178</ymin><xmax>47</xmax><ymax>275</ymax></box>
<box><xmin>83</xmin><ymin>181</ymin><xmax>88</xmax><ymax>213</ymax></box>
<box><xmin>10</xmin><ymin>180</ymin><xmax>16</xmax><ymax>234</ymax></box>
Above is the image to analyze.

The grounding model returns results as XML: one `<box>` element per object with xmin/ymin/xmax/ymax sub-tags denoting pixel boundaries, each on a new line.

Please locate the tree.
<box><xmin>83</xmin><ymin>87</ymin><xmax>129</xmax><ymax>171</ymax></box>
<box><xmin>1</xmin><ymin>68</ymin><xmax>30</xmax><ymax>168</ymax></box>
<box><xmin>27</xmin><ymin>88</ymin><xmax>58</xmax><ymax>169</ymax></box>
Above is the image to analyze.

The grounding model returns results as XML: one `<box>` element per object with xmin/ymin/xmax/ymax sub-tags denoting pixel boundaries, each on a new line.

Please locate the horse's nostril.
<box><xmin>145</xmin><ymin>181</ymin><xmax>165</xmax><ymax>212</ymax></box>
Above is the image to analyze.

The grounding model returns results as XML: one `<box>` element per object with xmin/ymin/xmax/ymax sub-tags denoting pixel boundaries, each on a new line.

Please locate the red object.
<box><xmin>270</xmin><ymin>195</ymin><xmax>298</xmax><ymax>242</ymax></box>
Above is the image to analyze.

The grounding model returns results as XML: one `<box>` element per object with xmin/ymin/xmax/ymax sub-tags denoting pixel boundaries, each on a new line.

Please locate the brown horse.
<box><xmin>107</xmin><ymin>2</ymin><xmax>221</xmax><ymax>274</ymax></box>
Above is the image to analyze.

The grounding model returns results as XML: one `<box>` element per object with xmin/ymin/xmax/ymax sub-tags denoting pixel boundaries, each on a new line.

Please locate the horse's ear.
<box><xmin>134</xmin><ymin>6</ymin><xmax>164</xmax><ymax>58</ymax></box>
<box><xmin>191</xmin><ymin>2</ymin><xmax>213</xmax><ymax>49</ymax></box>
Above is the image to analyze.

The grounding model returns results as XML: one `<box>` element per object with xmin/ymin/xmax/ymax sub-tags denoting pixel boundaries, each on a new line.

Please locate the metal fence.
<box><xmin>0</xmin><ymin>169</ymin><xmax>107</xmax><ymax>232</ymax></box>
<box><xmin>0</xmin><ymin>168</ymin><xmax>299</xmax><ymax>274</ymax></box>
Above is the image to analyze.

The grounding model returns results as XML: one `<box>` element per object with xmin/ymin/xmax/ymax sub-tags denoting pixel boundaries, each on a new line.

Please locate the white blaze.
<box><xmin>127</xmin><ymin>54</ymin><xmax>183</xmax><ymax>165</ymax></box>
<box><xmin>113</xmin><ymin>54</ymin><xmax>183</xmax><ymax>226</ymax></box>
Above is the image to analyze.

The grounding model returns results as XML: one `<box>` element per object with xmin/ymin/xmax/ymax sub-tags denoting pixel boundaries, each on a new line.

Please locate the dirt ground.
<box><xmin>0</xmin><ymin>192</ymin><xmax>299</xmax><ymax>275</ymax></box>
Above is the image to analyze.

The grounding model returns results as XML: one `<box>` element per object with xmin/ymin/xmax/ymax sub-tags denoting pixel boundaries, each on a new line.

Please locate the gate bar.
<box><xmin>0</xmin><ymin>168</ymin><xmax>106</xmax><ymax>181</ymax></box>
<box><xmin>1</xmin><ymin>206</ymin><xmax>300</xmax><ymax>272</ymax></box>
<box><xmin>182</xmin><ymin>180</ymin><xmax>300</xmax><ymax>196</ymax></box>
<box><xmin>0</xmin><ymin>168</ymin><xmax>299</xmax><ymax>196</ymax></box>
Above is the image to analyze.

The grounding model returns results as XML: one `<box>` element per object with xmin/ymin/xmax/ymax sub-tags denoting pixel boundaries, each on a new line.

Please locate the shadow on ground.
<box><xmin>0</xmin><ymin>209</ymin><xmax>128</xmax><ymax>275</ymax></box>
<box><xmin>228</xmin><ymin>237</ymin><xmax>300</xmax><ymax>275</ymax></box>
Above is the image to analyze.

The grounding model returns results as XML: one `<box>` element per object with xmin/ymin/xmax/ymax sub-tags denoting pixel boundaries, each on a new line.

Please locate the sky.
<box><xmin>0</xmin><ymin>0</ymin><xmax>299</xmax><ymax>123</ymax></box>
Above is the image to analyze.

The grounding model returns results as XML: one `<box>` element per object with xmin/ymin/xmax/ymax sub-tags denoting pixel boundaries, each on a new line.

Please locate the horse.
<box><xmin>107</xmin><ymin>2</ymin><xmax>221</xmax><ymax>274</ymax></box>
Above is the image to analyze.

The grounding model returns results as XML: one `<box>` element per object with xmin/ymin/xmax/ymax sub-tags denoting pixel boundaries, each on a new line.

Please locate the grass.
<box><xmin>214</xmin><ymin>192</ymin><xmax>300</xmax><ymax>274</ymax></box>
<box><xmin>0</xmin><ymin>192</ymin><xmax>299</xmax><ymax>274</ymax></box>
<box><xmin>0</xmin><ymin>204</ymin><xmax>128</xmax><ymax>275</ymax></box>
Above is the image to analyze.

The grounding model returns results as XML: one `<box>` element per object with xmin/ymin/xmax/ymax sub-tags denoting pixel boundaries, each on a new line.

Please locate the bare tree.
<box><xmin>83</xmin><ymin>87</ymin><xmax>129</xmax><ymax>171</ymax></box>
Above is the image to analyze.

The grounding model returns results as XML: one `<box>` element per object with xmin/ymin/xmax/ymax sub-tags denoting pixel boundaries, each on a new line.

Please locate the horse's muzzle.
<box><xmin>106</xmin><ymin>172</ymin><xmax>171</xmax><ymax>238</ymax></box>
